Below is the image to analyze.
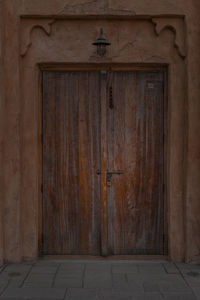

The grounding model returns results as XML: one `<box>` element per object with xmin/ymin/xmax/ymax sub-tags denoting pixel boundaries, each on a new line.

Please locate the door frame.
<box><xmin>38</xmin><ymin>63</ymin><xmax>168</xmax><ymax>258</ymax></box>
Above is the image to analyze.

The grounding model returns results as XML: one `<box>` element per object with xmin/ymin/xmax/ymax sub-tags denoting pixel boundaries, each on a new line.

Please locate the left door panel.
<box><xmin>42</xmin><ymin>71</ymin><xmax>101</xmax><ymax>255</ymax></box>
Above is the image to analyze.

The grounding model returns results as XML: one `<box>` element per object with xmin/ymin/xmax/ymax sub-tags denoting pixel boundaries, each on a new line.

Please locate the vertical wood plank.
<box><xmin>78</xmin><ymin>71</ymin><xmax>101</xmax><ymax>255</ymax></box>
<box><xmin>100</xmin><ymin>71</ymin><xmax>108</xmax><ymax>256</ymax></box>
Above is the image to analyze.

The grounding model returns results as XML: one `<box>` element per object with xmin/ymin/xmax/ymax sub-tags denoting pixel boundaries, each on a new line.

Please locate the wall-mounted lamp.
<box><xmin>93</xmin><ymin>28</ymin><xmax>111</xmax><ymax>57</ymax></box>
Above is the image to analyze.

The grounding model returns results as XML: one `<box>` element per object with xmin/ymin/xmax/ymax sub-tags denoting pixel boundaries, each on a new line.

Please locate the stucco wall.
<box><xmin>0</xmin><ymin>0</ymin><xmax>200</xmax><ymax>263</ymax></box>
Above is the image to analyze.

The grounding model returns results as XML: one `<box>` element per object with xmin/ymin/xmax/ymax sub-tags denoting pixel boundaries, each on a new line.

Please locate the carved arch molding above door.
<box><xmin>20</xmin><ymin>16</ymin><xmax>186</xmax><ymax>59</ymax></box>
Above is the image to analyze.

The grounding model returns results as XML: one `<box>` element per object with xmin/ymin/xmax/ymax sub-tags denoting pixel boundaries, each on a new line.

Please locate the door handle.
<box><xmin>96</xmin><ymin>170</ymin><xmax>123</xmax><ymax>175</ymax></box>
<box><xmin>106</xmin><ymin>171</ymin><xmax>123</xmax><ymax>187</ymax></box>
<box><xmin>96</xmin><ymin>170</ymin><xmax>124</xmax><ymax>187</ymax></box>
<box><xmin>107</xmin><ymin>170</ymin><xmax>123</xmax><ymax>175</ymax></box>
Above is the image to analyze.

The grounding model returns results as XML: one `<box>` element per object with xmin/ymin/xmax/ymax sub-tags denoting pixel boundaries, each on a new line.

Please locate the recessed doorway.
<box><xmin>41</xmin><ymin>66</ymin><xmax>167</xmax><ymax>256</ymax></box>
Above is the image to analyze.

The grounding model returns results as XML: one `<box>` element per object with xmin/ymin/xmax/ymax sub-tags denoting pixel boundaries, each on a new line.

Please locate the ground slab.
<box><xmin>0</xmin><ymin>260</ymin><xmax>200</xmax><ymax>299</ymax></box>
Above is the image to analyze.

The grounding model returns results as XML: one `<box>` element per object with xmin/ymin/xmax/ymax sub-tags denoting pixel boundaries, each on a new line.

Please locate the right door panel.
<box><xmin>106</xmin><ymin>71</ymin><xmax>165</xmax><ymax>255</ymax></box>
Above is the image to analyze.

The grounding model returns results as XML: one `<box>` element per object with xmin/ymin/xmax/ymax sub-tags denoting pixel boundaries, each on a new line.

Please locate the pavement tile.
<box><xmin>3</xmin><ymin>265</ymin><xmax>32</xmax><ymax>272</ymax></box>
<box><xmin>163</xmin><ymin>263</ymin><xmax>179</xmax><ymax>274</ymax></box>
<box><xmin>84</xmin><ymin>274</ymin><xmax>112</xmax><ymax>289</ymax></box>
<box><xmin>144</xmin><ymin>293</ymin><xmax>164</xmax><ymax>300</ymax></box>
<box><xmin>98</xmin><ymin>289</ymin><xmax>139</xmax><ymax>300</ymax></box>
<box><xmin>158</xmin><ymin>280</ymin><xmax>192</xmax><ymax>293</ymax></box>
<box><xmin>23</xmin><ymin>282</ymin><xmax>52</xmax><ymax>288</ymax></box>
<box><xmin>192</xmin><ymin>287</ymin><xmax>200</xmax><ymax>298</ymax></box>
<box><xmin>112</xmin><ymin>264</ymin><xmax>138</xmax><ymax>274</ymax></box>
<box><xmin>34</xmin><ymin>261</ymin><xmax>60</xmax><ymax>267</ymax></box>
<box><xmin>125</xmin><ymin>273</ymin><xmax>143</xmax><ymax>285</ymax></box>
<box><xmin>85</xmin><ymin>263</ymin><xmax>111</xmax><ymax>272</ymax></box>
<box><xmin>175</xmin><ymin>263</ymin><xmax>192</xmax><ymax>272</ymax></box>
<box><xmin>54</xmin><ymin>277</ymin><xmax>82</xmax><ymax>288</ymax></box>
<box><xmin>30</xmin><ymin>267</ymin><xmax>58</xmax><ymax>275</ymax></box>
<box><xmin>59</xmin><ymin>263</ymin><xmax>85</xmax><ymax>271</ymax></box>
<box><xmin>84</xmin><ymin>264</ymin><xmax>112</xmax><ymax>288</ymax></box>
<box><xmin>64</xmin><ymin>288</ymin><xmax>97</xmax><ymax>300</ymax></box>
<box><xmin>56</xmin><ymin>271</ymin><xmax>83</xmax><ymax>278</ymax></box>
<box><xmin>0</xmin><ymin>287</ymin><xmax>66</xmax><ymax>299</ymax></box>
<box><xmin>143</xmin><ymin>281</ymin><xmax>160</xmax><ymax>292</ymax></box>
<box><xmin>163</xmin><ymin>293</ymin><xmax>197</xmax><ymax>300</ymax></box>
<box><xmin>112</xmin><ymin>273</ymin><xmax>128</xmax><ymax>288</ymax></box>
<box><xmin>0</xmin><ymin>266</ymin><xmax>5</xmax><ymax>272</ymax></box>
<box><xmin>0</xmin><ymin>281</ymin><xmax>8</xmax><ymax>295</ymax></box>
<box><xmin>98</xmin><ymin>296</ymin><xmax>131</xmax><ymax>300</ymax></box>
<box><xmin>138</xmin><ymin>264</ymin><xmax>166</xmax><ymax>275</ymax></box>
<box><xmin>184</xmin><ymin>276</ymin><xmax>200</xmax><ymax>287</ymax></box>
<box><xmin>98</xmin><ymin>288</ymin><xmax>144</xmax><ymax>298</ymax></box>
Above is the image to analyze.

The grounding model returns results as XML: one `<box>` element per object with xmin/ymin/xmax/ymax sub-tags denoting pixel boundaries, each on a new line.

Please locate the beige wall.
<box><xmin>0</xmin><ymin>0</ymin><xmax>200</xmax><ymax>263</ymax></box>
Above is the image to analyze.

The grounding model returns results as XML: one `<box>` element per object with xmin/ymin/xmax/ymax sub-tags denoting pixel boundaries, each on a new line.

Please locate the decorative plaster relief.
<box><xmin>152</xmin><ymin>18</ymin><xmax>186</xmax><ymax>58</ymax></box>
<box><xmin>21</xmin><ymin>19</ymin><xmax>55</xmax><ymax>57</ymax></box>
<box><xmin>20</xmin><ymin>17</ymin><xmax>186</xmax><ymax>59</ymax></box>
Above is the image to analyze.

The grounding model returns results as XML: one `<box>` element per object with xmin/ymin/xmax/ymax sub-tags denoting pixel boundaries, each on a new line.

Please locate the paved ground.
<box><xmin>0</xmin><ymin>260</ymin><xmax>200</xmax><ymax>299</ymax></box>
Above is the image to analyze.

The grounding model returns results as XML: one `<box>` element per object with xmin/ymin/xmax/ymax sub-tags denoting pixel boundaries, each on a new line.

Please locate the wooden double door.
<box><xmin>42</xmin><ymin>68</ymin><xmax>166</xmax><ymax>256</ymax></box>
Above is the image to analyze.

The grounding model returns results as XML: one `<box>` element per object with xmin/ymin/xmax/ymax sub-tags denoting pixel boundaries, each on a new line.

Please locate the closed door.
<box><xmin>42</xmin><ymin>69</ymin><xmax>166</xmax><ymax>255</ymax></box>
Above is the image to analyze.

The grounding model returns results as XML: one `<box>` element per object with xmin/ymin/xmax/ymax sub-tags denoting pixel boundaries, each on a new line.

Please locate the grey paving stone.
<box><xmin>56</xmin><ymin>271</ymin><xmax>83</xmax><ymax>278</ymax></box>
<box><xmin>64</xmin><ymin>288</ymin><xmax>97</xmax><ymax>300</ymax></box>
<box><xmin>175</xmin><ymin>263</ymin><xmax>192</xmax><ymax>272</ymax></box>
<box><xmin>3</xmin><ymin>265</ymin><xmax>32</xmax><ymax>273</ymax></box>
<box><xmin>143</xmin><ymin>281</ymin><xmax>160</xmax><ymax>292</ymax></box>
<box><xmin>0</xmin><ymin>265</ymin><xmax>5</xmax><ymax>272</ymax></box>
<box><xmin>112</xmin><ymin>273</ymin><xmax>128</xmax><ymax>288</ymax></box>
<box><xmin>112</xmin><ymin>273</ymin><xmax>143</xmax><ymax>292</ymax></box>
<box><xmin>59</xmin><ymin>263</ymin><xmax>85</xmax><ymax>271</ymax></box>
<box><xmin>163</xmin><ymin>263</ymin><xmax>179</xmax><ymax>274</ymax></box>
<box><xmin>163</xmin><ymin>293</ymin><xmax>197</xmax><ymax>300</ymax></box>
<box><xmin>159</xmin><ymin>280</ymin><xmax>192</xmax><ymax>293</ymax></box>
<box><xmin>0</xmin><ymin>267</ymin><xmax>30</xmax><ymax>288</ymax></box>
<box><xmin>0</xmin><ymin>298</ymin><xmax>35</xmax><ymax>300</ymax></box>
<box><xmin>30</xmin><ymin>267</ymin><xmax>58</xmax><ymax>274</ymax></box>
<box><xmin>112</xmin><ymin>263</ymin><xmax>138</xmax><ymax>274</ymax></box>
<box><xmin>84</xmin><ymin>264</ymin><xmax>112</xmax><ymax>288</ymax></box>
<box><xmin>144</xmin><ymin>293</ymin><xmax>164</xmax><ymax>300</ymax></box>
<box><xmin>0</xmin><ymin>280</ymin><xmax>9</xmax><ymax>294</ymax></box>
<box><xmin>85</xmin><ymin>263</ymin><xmax>111</xmax><ymax>272</ymax></box>
<box><xmin>138</xmin><ymin>264</ymin><xmax>166</xmax><ymax>275</ymax></box>
<box><xmin>192</xmin><ymin>287</ymin><xmax>200</xmax><ymax>298</ymax></box>
<box><xmin>54</xmin><ymin>276</ymin><xmax>82</xmax><ymax>288</ymax></box>
<box><xmin>98</xmin><ymin>295</ymin><xmax>131</xmax><ymax>300</ymax></box>
<box><xmin>98</xmin><ymin>288</ymin><xmax>144</xmax><ymax>299</ymax></box>
<box><xmin>25</xmin><ymin>274</ymin><xmax>54</xmax><ymax>281</ymax></box>
<box><xmin>34</xmin><ymin>261</ymin><xmax>60</xmax><ymax>267</ymax></box>
<box><xmin>184</xmin><ymin>275</ymin><xmax>200</xmax><ymax>287</ymax></box>
<box><xmin>23</xmin><ymin>282</ymin><xmax>53</xmax><ymax>288</ymax></box>
<box><xmin>126</xmin><ymin>273</ymin><xmax>144</xmax><ymax>285</ymax></box>
<box><xmin>0</xmin><ymin>298</ymin><xmax>65</xmax><ymax>300</ymax></box>
<box><xmin>98</xmin><ymin>289</ymin><xmax>139</xmax><ymax>300</ymax></box>
<box><xmin>1</xmin><ymin>287</ymin><xmax>66</xmax><ymax>299</ymax></box>
<box><xmin>84</xmin><ymin>273</ymin><xmax>112</xmax><ymax>289</ymax></box>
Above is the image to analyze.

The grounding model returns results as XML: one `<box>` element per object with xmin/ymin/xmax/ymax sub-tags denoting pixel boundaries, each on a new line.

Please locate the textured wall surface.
<box><xmin>0</xmin><ymin>0</ymin><xmax>200</xmax><ymax>263</ymax></box>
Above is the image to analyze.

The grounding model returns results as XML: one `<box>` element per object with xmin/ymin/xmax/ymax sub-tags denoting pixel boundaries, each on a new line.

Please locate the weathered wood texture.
<box><xmin>107</xmin><ymin>71</ymin><xmax>164</xmax><ymax>255</ymax></box>
<box><xmin>42</xmin><ymin>70</ymin><xmax>165</xmax><ymax>255</ymax></box>
<box><xmin>43</xmin><ymin>71</ymin><xmax>101</xmax><ymax>255</ymax></box>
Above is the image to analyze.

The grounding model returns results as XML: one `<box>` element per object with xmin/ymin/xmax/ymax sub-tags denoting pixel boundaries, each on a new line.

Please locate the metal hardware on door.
<box><xmin>109</xmin><ymin>86</ymin><xmax>114</xmax><ymax>109</ymax></box>
<box><xmin>96</xmin><ymin>170</ymin><xmax>124</xmax><ymax>187</ymax></box>
<box><xmin>96</xmin><ymin>170</ymin><xmax>123</xmax><ymax>175</ymax></box>
<box><xmin>106</xmin><ymin>171</ymin><xmax>123</xmax><ymax>187</ymax></box>
<box><xmin>107</xmin><ymin>173</ymin><xmax>112</xmax><ymax>187</ymax></box>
